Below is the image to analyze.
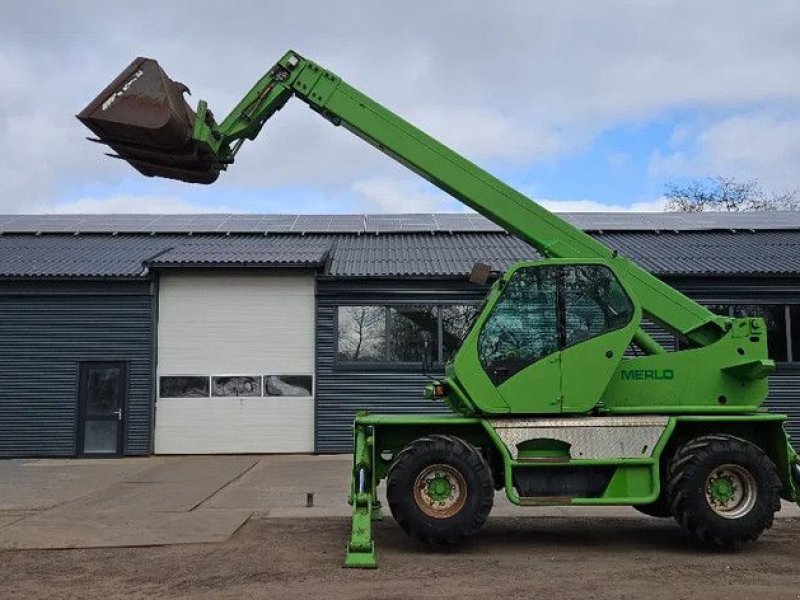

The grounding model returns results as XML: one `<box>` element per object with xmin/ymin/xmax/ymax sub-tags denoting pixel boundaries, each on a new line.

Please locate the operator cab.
<box><xmin>453</xmin><ymin>260</ymin><xmax>640</xmax><ymax>415</ymax></box>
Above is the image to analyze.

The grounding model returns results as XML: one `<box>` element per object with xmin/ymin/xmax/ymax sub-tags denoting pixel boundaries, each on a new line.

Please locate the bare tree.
<box><xmin>664</xmin><ymin>176</ymin><xmax>797</xmax><ymax>212</ymax></box>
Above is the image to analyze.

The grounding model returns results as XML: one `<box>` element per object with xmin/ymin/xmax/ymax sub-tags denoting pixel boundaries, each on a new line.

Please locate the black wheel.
<box><xmin>667</xmin><ymin>434</ymin><xmax>781</xmax><ymax>548</ymax></box>
<box><xmin>386</xmin><ymin>434</ymin><xmax>494</xmax><ymax>545</ymax></box>
<box><xmin>633</xmin><ymin>493</ymin><xmax>672</xmax><ymax>518</ymax></box>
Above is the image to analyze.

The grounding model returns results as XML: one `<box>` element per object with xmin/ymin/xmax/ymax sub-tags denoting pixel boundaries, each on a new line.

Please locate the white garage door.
<box><xmin>155</xmin><ymin>272</ymin><xmax>315</xmax><ymax>453</ymax></box>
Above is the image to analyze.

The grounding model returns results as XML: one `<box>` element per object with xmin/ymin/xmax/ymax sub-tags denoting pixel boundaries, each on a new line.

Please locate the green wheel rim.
<box><xmin>705</xmin><ymin>464</ymin><xmax>758</xmax><ymax>519</ymax></box>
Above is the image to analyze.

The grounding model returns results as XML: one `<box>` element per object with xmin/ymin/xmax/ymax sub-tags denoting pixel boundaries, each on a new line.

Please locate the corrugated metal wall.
<box><xmin>316</xmin><ymin>277</ymin><xmax>800</xmax><ymax>453</ymax></box>
<box><xmin>0</xmin><ymin>281</ymin><xmax>153</xmax><ymax>457</ymax></box>
<box><xmin>315</xmin><ymin>279</ymin><xmax>484</xmax><ymax>452</ymax></box>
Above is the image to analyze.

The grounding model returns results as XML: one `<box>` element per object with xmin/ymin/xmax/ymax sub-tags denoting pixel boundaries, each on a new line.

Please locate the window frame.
<box><xmin>334</xmin><ymin>301</ymin><xmax>481</xmax><ymax>371</ymax></box>
<box><xmin>158</xmin><ymin>375</ymin><xmax>211</xmax><ymax>399</ymax></box>
<box><xmin>210</xmin><ymin>375</ymin><xmax>263</xmax><ymax>398</ymax></box>
<box><xmin>264</xmin><ymin>374</ymin><xmax>314</xmax><ymax>397</ymax></box>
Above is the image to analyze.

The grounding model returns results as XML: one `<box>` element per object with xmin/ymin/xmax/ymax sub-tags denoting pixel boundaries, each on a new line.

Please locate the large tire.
<box><xmin>667</xmin><ymin>434</ymin><xmax>781</xmax><ymax>548</ymax></box>
<box><xmin>633</xmin><ymin>494</ymin><xmax>672</xmax><ymax>518</ymax></box>
<box><xmin>387</xmin><ymin>434</ymin><xmax>494</xmax><ymax>545</ymax></box>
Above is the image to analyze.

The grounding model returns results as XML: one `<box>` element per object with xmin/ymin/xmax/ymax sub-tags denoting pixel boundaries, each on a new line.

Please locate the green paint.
<box><xmin>709</xmin><ymin>475</ymin><xmax>735</xmax><ymax>504</ymax></box>
<box><xmin>427</xmin><ymin>476</ymin><xmax>453</xmax><ymax>502</ymax></box>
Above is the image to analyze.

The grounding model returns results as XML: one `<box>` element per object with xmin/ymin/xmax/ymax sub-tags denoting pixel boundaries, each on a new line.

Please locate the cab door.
<box><xmin>477</xmin><ymin>265</ymin><xmax>562</xmax><ymax>413</ymax></box>
<box><xmin>559</xmin><ymin>264</ymin><xmax>637</xmax><ymax>413</ymax></box>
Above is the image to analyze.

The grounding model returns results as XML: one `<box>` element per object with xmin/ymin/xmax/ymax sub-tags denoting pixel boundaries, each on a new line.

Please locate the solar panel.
<box><xmin>434</xmin><ymin>213</ymin><xmax>501</xmax><ymax>232</ymax></box>
<box><xmin>3</xmin><ymin>211</ymin><xmax>800</xmax><ymax>234</ymax></box>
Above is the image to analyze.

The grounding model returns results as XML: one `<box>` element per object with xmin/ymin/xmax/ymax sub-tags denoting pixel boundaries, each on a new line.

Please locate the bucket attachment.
<box><xmin>77</xmin><ymin>57</ymin><xmax>220</xmax><ymax>184</ymax></box>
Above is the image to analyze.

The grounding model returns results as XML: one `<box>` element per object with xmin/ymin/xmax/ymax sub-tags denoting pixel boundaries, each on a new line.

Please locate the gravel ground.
<box><xmin>1</xmin><ymin>515</ymin><xmax>798</xmax><ymax>600</ymax></box>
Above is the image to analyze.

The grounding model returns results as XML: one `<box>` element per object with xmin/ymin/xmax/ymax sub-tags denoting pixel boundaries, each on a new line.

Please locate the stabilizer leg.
<box><xmin>344</xmin><ymin>423</ymin><xmax>378</xmax><ymax>568</ymax></box>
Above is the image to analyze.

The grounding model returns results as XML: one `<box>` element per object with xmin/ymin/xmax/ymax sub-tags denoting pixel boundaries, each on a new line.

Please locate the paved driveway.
<box><xmin>0</xmin><ymin>454</ymin><xmax>797</xmax><ymax>550</ymax></box>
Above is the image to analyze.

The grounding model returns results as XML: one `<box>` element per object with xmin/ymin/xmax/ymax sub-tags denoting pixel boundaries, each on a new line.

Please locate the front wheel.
<box><xmin>667</xmin><ymin>434</ymin><xmax>781</xmax><ymax>548</ymax></box>
<box><xmin>633</xmin><ymin>493</ymin><xmax>672</xmax><ymax>518</ymax></box>
<box><xmin>386</xmin><ymin>434</ymin><xmax>494</xmax><ymax>545</ymax></box>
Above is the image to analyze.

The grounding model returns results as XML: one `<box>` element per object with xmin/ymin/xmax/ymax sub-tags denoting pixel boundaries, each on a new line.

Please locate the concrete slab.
<box><xmin>204</xmin><ymin>454</ymin><xmax>348</xmax><ymax>510</ymax></box>
<box><xmin>0</xmin><ymin>509</ymin><xmax>252</xmax><ymax>550</ymax></box>
<box><xmin>63</xmin><ymin>455</ymin><xmax>259</xmax><ymax>514</ymax></box>
<box><xmin>0</xmin><ymin>458</ymin><xmax>159</xmax><ymax>511</ymax></box>
<box><xmin>0</xmin><ymin>455</ymin><xmax>258</xmax><ymax>549</ymax></box>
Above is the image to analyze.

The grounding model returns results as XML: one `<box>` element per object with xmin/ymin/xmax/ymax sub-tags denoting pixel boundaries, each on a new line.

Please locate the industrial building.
<box><xmin>1</xmin><ymin>211</ymin><xmax>799</xmax><ymax>457</ymax></box>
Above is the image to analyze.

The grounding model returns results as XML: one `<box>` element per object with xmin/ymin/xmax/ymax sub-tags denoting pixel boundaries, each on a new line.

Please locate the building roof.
<box><xmin>1</xmin><ymin>212</ymin><xmax>800</xmax><ymax>279</ymax></box>
<box><xmin>3</xmin><ymin>211</ymin><xmax>800</xmax><ymax>235</ymax></box>
<box><xmin>150</xmin><ymin>235</ymin><xmax>332</xmax><ymax>269</ymax></box>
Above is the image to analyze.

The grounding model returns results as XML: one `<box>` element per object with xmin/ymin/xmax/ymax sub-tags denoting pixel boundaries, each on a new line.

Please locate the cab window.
<box><xmin>478</xmin><ymin>266</ymin><xmax>559</xmax><ymax>384</ymax></box>
<box><xmin>563</xmin><ymin>265</ymin><xmax>634</xmax><ymax>347</ymax></box>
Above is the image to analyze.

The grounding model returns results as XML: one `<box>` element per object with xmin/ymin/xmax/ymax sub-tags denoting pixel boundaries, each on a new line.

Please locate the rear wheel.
<box><xmin>667</xmin><ymin>434</ymin><xmax>781</xmax><ymax>548</ymax></box>
<box><xmin>387</xmin><ymin>435</ymin><xmax>494</xmax><ymax>545</ymax></box>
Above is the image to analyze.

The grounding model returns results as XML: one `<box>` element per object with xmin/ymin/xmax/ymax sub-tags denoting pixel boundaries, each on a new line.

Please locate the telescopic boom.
<box><xmin>78</xmin><ymin>50</ymin><xmax>729</xmax><ymax>352</ymax></box>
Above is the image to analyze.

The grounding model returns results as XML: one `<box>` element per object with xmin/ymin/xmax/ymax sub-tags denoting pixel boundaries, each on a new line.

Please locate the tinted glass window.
<box><xmin>705</xmin><ymin>304</ymin><xmax>733</xmax><ymax>317</ymax></box>
<box><xmin>389</xmin><ymin>305</ymin><xmax>437</xmax><ymax>362</ymax></box>
<box><xmin>478</xmin><ymin>267</ymin><xmax>559</xmax><ymax>383</ymax></box>
<box><xmin>733</xmin><ymin>305</ymin><xmax>787</xmax><ymax>362</ymax></box>
<box><xmin>211</xmin><ymin>376</ymin><xmax>261</xmax><ymax>397</ymax></box>
<box><xmin>442</xmin><ymin>305</ymin><xmax>480</xmax><ymax>361</ymax></box>
<box><xmin>265</xmin><ymin>375</ymin><xmax>313</xmax><ymax>397</ymax></box>
<box><xmin>159</xmin><ymin>376</ymin><xmax>209</xmax><ymax>398</ymax></box>
<box><xmin>563</xmin><ymin>265</ymin><xmax>634</xmax><ymax>347</ymax></box>
<box><xmin>85</xmin><ymin>365</ymin><xmax>123</xmax><ymax>415</ymax></box>
<box><xmin>337</xmin><ymin>306</ymin><xmax>386</xmax><ymax>361</ymax></box>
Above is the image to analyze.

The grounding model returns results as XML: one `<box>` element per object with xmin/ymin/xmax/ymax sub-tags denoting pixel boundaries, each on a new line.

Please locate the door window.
<box><xmin>478</xmin><ymin>266</ymin><xmax>559</xmax><ymax>384</ymax></box>
<box><xmin>79</xmin><ymin>362</ymin><xmax>125</xmax><ymax>455</ymax></box>
<box><xmin>563</xmin><ymin>265</ymin><xmax>634</xmax><ymax>347</ymax></box>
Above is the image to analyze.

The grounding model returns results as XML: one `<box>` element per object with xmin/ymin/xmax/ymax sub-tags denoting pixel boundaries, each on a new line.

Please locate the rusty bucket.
<box><xmin>77</xmin><ymin>57</ymin><xmax>220</xmax><ymax>184</ymax></box>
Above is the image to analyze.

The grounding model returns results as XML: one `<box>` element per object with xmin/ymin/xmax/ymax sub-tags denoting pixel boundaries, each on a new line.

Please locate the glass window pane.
<box><xmin>705</xmin><ymin>304</ymin><xmax>732</xmax><ymax>317</ymax></box>
<box><xmin>211</xmin><ymin>376</ymin><xmax>261</xmax><ymax>397</ymax></box>
<box><xmin>388</xmin><ymin>305</ymin><xmax>437</xmax><ymax>362</ymax></box>
<box><xmin>732</xmin><ymin>305</ymin><xmax>787</xmax><ymax>362</ymax></box>
<box><xmin>83</xmin><ymin>421</ymin><xmax>117</xmax><ymax>454</ymax></box>
<box><xmin>442</xmin><ymin>305</ymin><xmax>480</xmax><ymax>361</ymax></box>
<box><xmin>337</xmin><ymin>306</ymin><xmax>386</xmax><ymax>361</ymax></box>
<box><xmin>563</xmin><ymin>265</ymin><xmax>634</xmax><ymax>347</ymax></box>
<box><xmin>790</xmin><ymin>306</ymin><xmax>800</xmax><ymax>362</ymax></box>
<box><xmin>265</xmin><ymin>375</ymin><xmax>313</xmax><ymax>397</ymax></box>
<box><xmin>160</xmin><ymin>376</ymin><xmax>209</xmax><ymax>398</ymax></box>
<box><xmin>478</xmin><ymin>266</ymin><xmax>559</xmax><ymax>383</ymax></box>
<box><xmin>85</xmin><ymin>366</ymin><xmax>122</xmax><ymax>415</ymax></box>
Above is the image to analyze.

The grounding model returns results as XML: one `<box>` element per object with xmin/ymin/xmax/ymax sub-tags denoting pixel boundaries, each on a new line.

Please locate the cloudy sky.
<box><xmin>3</xmin><ymin>1</ymin><xmax>800</xmax><ymax>215</ymax></box>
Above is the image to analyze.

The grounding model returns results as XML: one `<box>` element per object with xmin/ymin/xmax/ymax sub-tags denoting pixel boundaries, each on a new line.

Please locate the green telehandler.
<box><xmin>78</xmin><ymin>50</ymin><xmax>800</xmax><ymax>568</ymax></box>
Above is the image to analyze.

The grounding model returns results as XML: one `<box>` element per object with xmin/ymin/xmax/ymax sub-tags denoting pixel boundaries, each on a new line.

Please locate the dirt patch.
<box><xmin>1</xmin><ymin>516</ymin><xmax>798</xmax><ymax>599</ymax></box>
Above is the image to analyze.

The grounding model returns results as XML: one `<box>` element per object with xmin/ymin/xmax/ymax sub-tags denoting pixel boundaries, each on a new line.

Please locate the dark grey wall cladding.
<box><xmin>315</xmin><ymin>280</ymin><xmax>488</xmax><ymax>452</ymax></box>
<box><xmin>0</xmin><ymin>281</ymin><xmax>153</xmax><ymax>457</ymax></box>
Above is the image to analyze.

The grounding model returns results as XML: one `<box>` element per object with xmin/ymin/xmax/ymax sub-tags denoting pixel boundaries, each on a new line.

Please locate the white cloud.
<box><xmin>351</xmin><ymin>178</ymin><xmax>464</xmax><ymax>213</ymax></box>
<box><xmin>42</xmin><ymin>195</ymin><xmax>232</xmax><ymax>214</ymax></box>
<box><xmin>651</xmin><ymin>114</ymin><xmax>800</xmax><ymax>191</ymax></box>
<box><xmin>2</xmin><ymin>1</ymin><xmax>800</xmax><ymax>213</ymax></box>
<box><xmin>540</xmin><ymin>197</ymin><xmax>667</xmax><ymax>213</ymax></box>
<box><xmin>407</xmin><ymin>106</ymin><xmax>566</xmax><ymax>163</ymax></box>
<box><xmin>353</xmin><ymin>176</ymin><xmax>665</xmax><ymax>214</ymax></box>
